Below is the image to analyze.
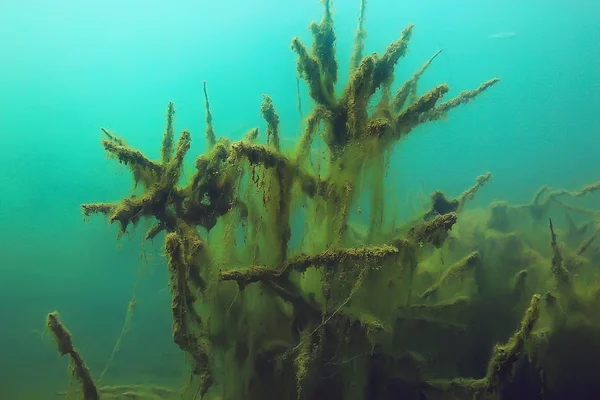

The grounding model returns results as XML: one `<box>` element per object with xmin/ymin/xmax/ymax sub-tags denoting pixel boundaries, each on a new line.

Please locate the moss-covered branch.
<box><xmin>221</xmin><ymin>213</ymin><xmax>458</xmax><ymax>292</ymax></box>
<box><xmin>577</xmin><ymin>231</ymin><xmax>598</xmax><ymax>256</ymax></box>
<box><xmin>419</xmin><ymin>78</ymin><xmax>500</xmax><ymax>123</ymax></box>
<box><xmin>309</xmin><ymin>0</ymin><xmax>337</xmax><ymax>99</ymax></box>
<box><xmin>101</xmin><ymin>127</ymin><xmax>125</xmax><ymax>146</ymax></box>
<box><xmin>46</xmin><ymin>312</ymin><xmax>99</xmax><ymax>400</ymax></box>
<box><xmin>244</xmin><ymin>127</ymin><xmax>259</xmax><ymax>143</ymax></box>
<box><xmin>292</xmin><ymin>37</ymin><xmax>335</xmax><ymax>108</ymax></box>
<box><xmin>260</xmin><ymin>94</ymin><xmax>281</xmax><ymax>151</ymax></box>
<box><xmin>549</xmin><ymin>218</ymin><xmax>571</xmax><ymax>291</ymax></box>
<box><xmin>230</xmin><ymin>141</ymin><xmax>332</xmax><ymax>200</ymax></box>
<box><xmin>349</xmin><ymin>0</ymin><xmax>368</xmax><ymax>73</ymax></box>
<box><xmin>341</xmin><ymin>55</ymin><xmax>376</xmax><ymax>145</ymax></box>
<box><xmin>103</xmin><ymin>130</ymin><xmax>191</xmax><ymax>232</ymax></box>
<box><xmin>81</xmin><ymin>202</ymin><xmax>116</xmax><ymax>218</ymax></box>
<box><xmin>295</xmin><ymin>106</ymin><xmax>330</xmax><ymax>165</ymax></box>
<box><xmin>392</xmin><ymin>49</ymin><xmax>442</xmax><ymax>113</ymax></box>
<box><xmin>218</xmin><ymin>265</ymin><xmax>277</xmax><ymax>289</ymax></box>
<box><xmin>404</xmin><ymin>296</ymin><xmax>471</xmax><ymax>318</ymax></box>
<box><xmin>394</xmin><ymin>84</ymin><xmax>449</xmax><ymax>138</ymax></box>
<box><xmin>457</xmin><ymin>172</ymin><xmax>493</xmax><ymax>210</ymax></box>
<box><xmin>203</xmin><ymin>81</ymin><xmax>216</xmax><ymax>150</ymax></box>
<box><xmin>420</xmin><ymin>251</ymin><xmax>481</xmax><ymax>300</ymax></box>
<box><xmin>102</xmin><ymin>139</ymin><xmax>163</xmax><ymax>177</ymax></box>
<box><xmin>161</xmin><ymin>102</ymin><xmax>175</xmax><ymax>164</ymax></box>
<box><xmin>423</xmin><ymin>174</ymin><xmax>492</xmax><ymax>221</ymax></box>
<box><xmin>165</xmin><ymin>232</ymin><xmax>213</xmax><ymax>394</ymax></box>
<box><xmin>219</xmin><ymin>244</ymin><xmax>399</xmax><ymax>288</ymax></box>
<box><xmin>428</xmin><ymin>294</ymin><xmax>541</xmax><ymax>396</ymax></box>
<box><xmin>482</xmin><ymin>294</ymin><xmax>541</xmax><ymax>392</ymax></box>
<box><xmin>404</xmin><ymin>211</ymin><xmax>458</xmax><ymax>248</ymax></box>
<box><xmin>548</xmin><ymin>181</ymin><xmax>600</xmax><ymax>199</ymax></box>
<box><xmin>371</xmin><ymin>23</ymin><xmax>414</xmax><ymax>94</ymax></box>
<box><xmin>288</xmin><ymin>244</ymin><xmax>399</xmax><ymax>273</ymax></box>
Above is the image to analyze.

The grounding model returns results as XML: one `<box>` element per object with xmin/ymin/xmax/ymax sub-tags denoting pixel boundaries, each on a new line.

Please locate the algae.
<box><xmin>41</xmin><ymin>1</ymin><xmax>600</xmax><ymax>399</ymax></box>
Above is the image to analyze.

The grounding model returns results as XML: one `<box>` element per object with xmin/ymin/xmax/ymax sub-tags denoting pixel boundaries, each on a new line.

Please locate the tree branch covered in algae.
<box><xmin>427</xmin><ymin>294</ymin><xmax>542</xmax><ymax>396</ymax></box>
<box><xmin>47</xmin><ymin>311</ymin><xmax>181</xmax><ymax>399</ymax></box>
<box><xmin>47</xmin><ymin>312</ymin><xmax>100</xmax><ymax>400</ymax></box>
<box><xmin>62</xmin><ymin>1</ymin><xmax>548</xmax><ymax>399</ymax></box>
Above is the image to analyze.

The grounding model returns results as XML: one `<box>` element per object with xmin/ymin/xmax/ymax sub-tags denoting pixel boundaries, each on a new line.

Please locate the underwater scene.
<box><xmin>1</xmin><ymin>0</ymin><xmax>599</xmax><ymax>399</ymax></box>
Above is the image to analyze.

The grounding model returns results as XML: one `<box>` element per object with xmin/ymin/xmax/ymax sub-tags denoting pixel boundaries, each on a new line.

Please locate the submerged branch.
<box><xmin>549</xmin><ymin>218</ymin><xmax>572</xmax><ymax>290</ymax></box>
<box><xmin>219</xmin><ymin>244</ymin><xmax>399</xmax><ymax>288</ymax></box>
<box><xmin>161</xmin><ymin>102</ymin><xmax>175</xmax><ymax>165</ymax></box>
<box><xmin>230</xmin><ymin>141</ymin><xmax>331</xmax><ymax>200</ymax></box>
<box><xmin>82</xmin><ymin>203</ymin><xmax>116</xmax><ymax>218</ymax></box>
<box><xmin>419</xmin><ymin>78</ymin><xmax>500</xmax><ymax>123</ymax></box>
<box><xmin>371</xmin><ymin>24</ymin><xmax>414</xmax><ymax>94</ymax></box>
<box><xmin>47</xmin><ymin>312</ymin><xmax>99</xmax><ymax>400</ymax></box>
<box><xmin>548</xmin><ymin>181</ymin><xmax>600</xmax><ymax>199</ymax></box>
<box><xmin>394</xmin><ymin>84</ymin><xmax>449</xmax><ymax>138</ymax></box>
<box><xmin>457</xmin><ymin>172</ymin><xmax>493</xmax><ymax>211</ymax></box>
<box><xmin>392</xmin><ymin>49</ymin><xmax>442</xmax><ymax>113</ymax></box>
<box><xmin>260</xmin><ymin>94</ymin><xmax>281</xmax><ymax>151</ymax></box>
<box><xmin>101</xmin><ymin>127</ymin><xmax>125</xmax><ymax>146</ymax></box>
<box><xmin>349</xmin><ymin>0</ymin><xmax>368</xmax><ymax>74</ymax></box>
<box><xmin>102</xmin><ymin>140</ymin><xmax>163</xmax><ymax>176</ymax></box>
<box><xmin>203</xmin><ymin>81</ymin><xmax>216</xmax><ymax>150</ymax></box>
<box><xmin>292</xmin><ymin>37</ymin><xmax>335</xmax><ymax>108</ymax></box>
<box><xmin>420</xmin><ymin>252</ymin><xmax>481</xmax><ymax>300</ymax></box>
<box><xmin>404</xmin><ymin>212</ymin><xmax>458</xmax><ymax>248</ymax></box>
<box><xmin>295</xmin><ymin>106</ymin><xmax>330</xmax><ymax>164</ymax></box>
<box><xmin>309</xmin><ymin>0</ymin><xmax>338</xmax><ymax>97</ymax></box>
<box><xmin>165</xmin><ymin>232</ymin><xmax>213</xmax><ymax>393</ymax></box>
<box><xmin>427</xmin><ymin>294</ymin><xmax>541</xmax><ymax>396</ymax></box>
<box><xmin>222</xmin><ymin>213</ymin><xmax>459</xmax><ymax>291</ymax></box>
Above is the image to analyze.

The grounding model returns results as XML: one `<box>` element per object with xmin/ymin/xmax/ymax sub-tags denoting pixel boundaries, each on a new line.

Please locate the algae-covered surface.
<box><xmin>2</xmin><ymin>0</ymin><xmax>600</xmax><ymax>399</ymax></box>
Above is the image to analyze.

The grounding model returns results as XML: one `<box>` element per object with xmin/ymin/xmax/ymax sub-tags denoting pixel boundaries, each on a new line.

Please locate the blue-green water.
<box><xmin>1</xmin><ymin>0</ymin><xmax>599</xmax><ymax>398</ymax></box>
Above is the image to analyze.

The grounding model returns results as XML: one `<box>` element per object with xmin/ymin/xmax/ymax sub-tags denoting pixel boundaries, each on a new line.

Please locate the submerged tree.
<box><xmin>57</xmin><ymin>1</ymin><xmax>580</xmax><ymax>399</ymax></box>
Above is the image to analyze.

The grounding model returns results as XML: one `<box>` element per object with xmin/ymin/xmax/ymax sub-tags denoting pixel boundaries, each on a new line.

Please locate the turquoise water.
<box><xmin>1</xmin><ymin>0</ymin><xmax>599</xmax><ymax>398</ymax></box>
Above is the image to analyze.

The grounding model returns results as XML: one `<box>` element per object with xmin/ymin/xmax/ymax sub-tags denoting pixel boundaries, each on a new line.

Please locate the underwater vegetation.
<box><xmin>45</xmin><ymin>1</ymin><xmax>600</xmax><ymax>399</ymax></box>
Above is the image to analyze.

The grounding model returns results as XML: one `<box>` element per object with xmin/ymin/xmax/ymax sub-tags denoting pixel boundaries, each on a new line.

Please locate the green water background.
<box><xmin>0</xmin><ymin>0</ymin><xmax>599</xmax><ymax>397</ymax></box>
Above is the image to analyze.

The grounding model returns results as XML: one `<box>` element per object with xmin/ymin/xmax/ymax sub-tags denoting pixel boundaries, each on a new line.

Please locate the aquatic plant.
<box><xmin>45</xmin><ymin>1</ymin><xmax>600</xmax><ymax>399</ymax></box>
